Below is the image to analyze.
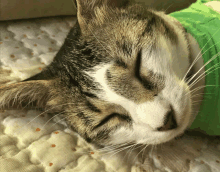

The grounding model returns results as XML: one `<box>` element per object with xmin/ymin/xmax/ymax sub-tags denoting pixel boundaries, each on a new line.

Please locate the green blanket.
<box><xmin>169</xmin><ymin>0</ymin><xmax>220</xmax><ymax>135</ymax></box>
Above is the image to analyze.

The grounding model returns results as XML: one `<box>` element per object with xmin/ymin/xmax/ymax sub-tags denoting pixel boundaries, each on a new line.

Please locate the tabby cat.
<box><xmin>0</xmin><ymin>0</ymin><xmax>219</xmax><ymax>147</ymax></box>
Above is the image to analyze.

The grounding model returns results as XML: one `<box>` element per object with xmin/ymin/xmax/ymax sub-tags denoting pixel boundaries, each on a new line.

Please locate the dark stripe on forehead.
<box><xmin>142</xmin><ymin>16</ymin><xmax>156</xmax><ymax>36</ymax></box>
<box><xmin>160</xmin><ymin>19</ymin><xmax>178</xmax><ymax>43</ymax></box>
<box><xmin>77</xmin><ymin>112</ymin><xmax>92</xmax><ymax>125</ymax></box>
<box><xmin>82</xmin><ymin>91</ymin><xmax>98</xmax><ymax>98</ymax></box>
<box><xmin>116</xmin><ymin>40</ymin><xmax>132</xmax><ymax>55</ymax></box>
<box><xmin>115</xmin><ymin>59</ymin><xmax>127</xmax><ymax>68</ymax></box>
<box><xmin>122</xmin><ymin>42</ymin><xmax>132</xmax><ymax>55</ymax></box>
<box><xmin>142</xmin><ymin>12</ymin><xmax>178</xmax><ymax>44</ymax></box>
<box><xmin>86</xmin><ymin>101</ymin><xmax>101</xmax><ymax>113</ymax></box>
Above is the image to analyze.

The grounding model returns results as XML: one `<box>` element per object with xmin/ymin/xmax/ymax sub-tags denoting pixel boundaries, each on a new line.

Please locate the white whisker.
<box><xmin>187</xmin><ymin>52</ymin><xmax>220</xmax><ymax>86</ymax></box>
<box><xmin>189</xmin><ymin>65</ymin><xmax>220</xmax><ymax>91</ymax></box>
<box><xmin>182</xmin><ymin>33</ymin><xmax>220</xmax><ymax>84</ymax></box>
<box><xmin>133</xmin><ymin>144</ymin><xmax>149</xmax><ymax>163</ymax></box>
<box><xmin>187</xmin><ymin>85</ymin><xmax>217</xmax><ymax>96</ymax></box>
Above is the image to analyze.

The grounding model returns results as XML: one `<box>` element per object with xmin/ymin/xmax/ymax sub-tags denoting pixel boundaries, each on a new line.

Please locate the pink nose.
<box><xmin>157</xmin><ymin>108</ymin><xmax>177</xmax><ymax>131</ymax></box>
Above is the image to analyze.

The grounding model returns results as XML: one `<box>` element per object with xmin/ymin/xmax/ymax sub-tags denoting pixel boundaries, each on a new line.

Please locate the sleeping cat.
<box><xmin>0</xmin><ymin>0</ymin><xmax>219</xmax><ymax>147</ymax></box>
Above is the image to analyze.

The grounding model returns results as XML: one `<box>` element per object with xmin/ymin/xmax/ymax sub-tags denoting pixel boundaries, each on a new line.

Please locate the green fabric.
<box><xmin>169</xmin><ymin>0</ymin><xmax>220</xmax><ymax>135</ymax></box>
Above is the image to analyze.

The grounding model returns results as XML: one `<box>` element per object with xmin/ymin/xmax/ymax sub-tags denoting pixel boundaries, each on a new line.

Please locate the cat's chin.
<box><xmin>137</xmin><ymin>130</ymin><xmax>185</xmax><ymax>145</ymax></box>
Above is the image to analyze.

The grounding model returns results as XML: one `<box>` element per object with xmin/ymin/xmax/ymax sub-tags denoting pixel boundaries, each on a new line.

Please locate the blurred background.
<box><xmin>0</xmin><ymin>0</ymin><xmax>196</xmax><ymax>21</ymax></box>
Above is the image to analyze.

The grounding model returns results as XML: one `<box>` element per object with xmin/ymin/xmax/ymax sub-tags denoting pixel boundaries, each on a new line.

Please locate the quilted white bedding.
<box><xmin>0</xmin><ymin>16</ymin><xmax>220</xmax><ymax>172</ymax></box>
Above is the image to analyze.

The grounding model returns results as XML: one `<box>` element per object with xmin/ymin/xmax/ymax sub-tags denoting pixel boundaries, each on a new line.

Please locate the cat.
<box><xmin>0</xmin><ymin>0</ymin><xmax>219</xmax><ymax>148</ymax></box>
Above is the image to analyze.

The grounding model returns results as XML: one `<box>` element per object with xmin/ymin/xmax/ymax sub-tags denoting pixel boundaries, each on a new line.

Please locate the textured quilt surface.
<box><xmin>0</xmin><ymin>16</ymin><xmax>220</xmax><ymax>172</ymax></box>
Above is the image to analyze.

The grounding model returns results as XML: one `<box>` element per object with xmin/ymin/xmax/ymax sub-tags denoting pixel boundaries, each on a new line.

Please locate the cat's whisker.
<box><xmin>40</xmin><ymin>115</ymin><xmax>71</xmax><ymax>135</ymax></box>
<box><xmin>191</xmin><ymin>68</ymin><xmax>220</xmax><ymax>91</ymax></box>
<box><xmin>120</xmin><ymin>143</ymin><xmax>140</xmax><ymax>162</ymax></box>
<box><xmin>149</xmin><ymin>145</ymin><xmax>155</xmax><ymax>156</ymax></box>
<box><xmin>111</xmin><ymin>143</ymin><xmax>137</xmax><ymax>154</ymax></box>
<box><xmin>186</xmin><ymin>51</ymin><xmax>220</xmax><ymax>86</ymax></box>
<box><xmin>97</xmin><ymin>146</ymin><xmax>117</xmax><ymax>153</ymax></box>
<box><xmin>123</xmin><ymin>143</ymin><xmax>136</xmax><ymax>160</ymax></box>
<box><xmin>192</xmin><ymin>101</ymin><xmax>203</xmax><ymax>105</ymax></box>
<box><xmin>133</xmin><ymin>144</ymin><xmax>149</xmax><ymax>163</ymax></box>
<box><xmin>97</xmin><ymin>144</ymin><xmax>121</xmax><ymax>152</ymax></box>
<box><xmin>188</xmin><ymin>61</ymin><xmax>220</xmax><ymax>89</ymax></box>
<box><xmin>97</xmin><ymin>141</ymin><xmax>134</xmax><ymax>153</ymax></box>
<box><xmin>186</xmin><ymin>85</ymin><xmax>217</xmax><ymax>96</ymax></box>
<box><xmin>191</xmin><ymin>92</ymin><xmax>214</xmax><ymax>98</ymax></box>
<box><xmin>141</xmin><ymin>144</ymin><xmax>149</xmax><ymax>161</ymax></box>
<box><xmin>105</xmin><ymin>142</ymin><xmax>132</xmax><ymax>150</ymax></box>
<box><xmin>96</xmin><ymin>141</ymin><xmax>134</xmax><ymax>154</ymax></box>
<box><xmin>184</xmin><ymin>47</ymin><xmax>220</xmax><ymax>86</ymax></box>
<box><xmin>117</xmin><ymin>144</ymin><xmax>144</xmax><ymax>160</ymax></box>
<box><xmin>163</xmin><ymin>3</ymin><xmax>174</xmax><ymax>13</ymax></box>
<box><xmin>41</xmin><ymin>111</ymin><xmax>67</xmax><ymax>130</ymax></box>
<box><xmin>13</xmin><ymin>103</ymin><xmax>76</xmax><ymax>134</ymax></box>
<box><xmin>108</xmin><ymin>143</ymin><xmax>143</xmax><ymax>158</ymax></box>
<box><xmin>101</xmin><ymin>143</ymin><xmax>135</xmax><ymax>157</ymax></box>
<box><xmin>191</xmin><ymin>95</ymin><xmax>214</xmax><ymax>105</ymax></box>
<box><xmin>187</xmin><ymin>66</ymin><xmax>220</xmax><ymax>96</ymax></box>
<box><xmin>47</xmin><ymin>115</ymin><xmax>68</xmax><ymax>126</ymax></box>
<box><xmin>182</xmin><ymin>30</ymin><xmax>220</xmax><ymax>83</ymax></box>
<box><xmin>126</xmin><ymin>143</ymin><xmax>140</xmax><ymax>160</ymax></box>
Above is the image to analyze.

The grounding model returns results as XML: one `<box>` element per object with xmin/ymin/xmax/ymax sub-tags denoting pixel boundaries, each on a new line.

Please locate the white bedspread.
<box><xmin>0</xmin><ymin>16</ymin><xmax>220</xmax><ymax>172</ymax></box>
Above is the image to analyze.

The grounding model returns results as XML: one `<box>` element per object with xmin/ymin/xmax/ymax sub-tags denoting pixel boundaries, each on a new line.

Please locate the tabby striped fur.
<box><xmin>0</xmin><ymin>0</ymin><xmax>212</xmax><ymax>146</ymax></box>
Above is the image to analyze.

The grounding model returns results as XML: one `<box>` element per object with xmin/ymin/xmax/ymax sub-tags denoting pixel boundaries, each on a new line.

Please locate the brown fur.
<box><xmin>1</xmin><ymin>0</ymin><xmax>210</xmax><ymax>171</ymax></box>
<box><xmin>0</xmin><ymin>0</ymin><xmax>183</xmax><ymax>147</ymax></box>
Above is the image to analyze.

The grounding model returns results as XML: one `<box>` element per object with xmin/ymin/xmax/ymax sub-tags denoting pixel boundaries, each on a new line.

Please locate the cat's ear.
<box><xmin>75</xmin><ymin>0</ymin><xmax>129</xmax><ymax>31</ymax></box>
<box><xmin>0</xmin><ymin>80</ymin><xmax>57</xmax><ymax>110</ymax></box>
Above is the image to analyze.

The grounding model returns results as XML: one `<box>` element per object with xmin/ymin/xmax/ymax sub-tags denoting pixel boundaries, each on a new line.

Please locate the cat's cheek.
<box><xmin>178</xmin><ymin>94</ymin><xmax>192</xmax><ymax>130</ymax></box>
<box><xmin>171</xmin><ymin>84</ymin><xmax>192</xmax><ymax>130</ymax></box>
<box><xmin>108</xmin><ymin>127</ymin><xmax>135</xmax><ymax>145</ymax></box>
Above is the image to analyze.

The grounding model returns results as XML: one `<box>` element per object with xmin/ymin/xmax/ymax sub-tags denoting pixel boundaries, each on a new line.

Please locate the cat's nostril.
<box><xmin>157</xmin><ymin>107</ymin><xmax>177</xmax><ymax>131</ymax></box>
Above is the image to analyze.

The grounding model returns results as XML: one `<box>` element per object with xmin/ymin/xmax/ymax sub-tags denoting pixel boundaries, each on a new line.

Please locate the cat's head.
<box><xmin>0</xmin><ymin>0</ymin><xmax>192</xmax><ymax>146</ymax></box>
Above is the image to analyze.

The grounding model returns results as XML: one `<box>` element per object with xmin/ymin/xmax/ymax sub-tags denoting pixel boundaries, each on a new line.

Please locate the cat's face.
<box><xmin>0</xmin><ymin>0</ymin><xmax>192</xmax><ymax>146</ymax></box>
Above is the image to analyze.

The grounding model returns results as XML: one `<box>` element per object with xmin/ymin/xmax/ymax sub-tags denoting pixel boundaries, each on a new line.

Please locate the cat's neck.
<box><xmin>187</xmin><ymin>33</ymin><xmax>205</xmax><ymax>126</ymax></box>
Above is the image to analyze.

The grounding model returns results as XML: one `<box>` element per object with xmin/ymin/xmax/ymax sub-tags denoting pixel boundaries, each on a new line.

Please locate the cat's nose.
<box><xmin>157</xmin><ymin>108</ymin><xmax>177</xmax><ymax>131</ymax></box>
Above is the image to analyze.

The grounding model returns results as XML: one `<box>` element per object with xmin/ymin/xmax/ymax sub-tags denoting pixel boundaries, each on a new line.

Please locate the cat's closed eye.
<box><xmin>93</xmin><ymin>113</ymin><xmax>132</xmax><ymax>130</ymax></box>
<box><xmin>134</xmin><ymin>52</ymin><xmax>158</xmax><ymax>94</ymax></box>
<box><xmin>135</xmin><ymin>49</ymin><xmax>142</xmax><ymax>80</ymax></box>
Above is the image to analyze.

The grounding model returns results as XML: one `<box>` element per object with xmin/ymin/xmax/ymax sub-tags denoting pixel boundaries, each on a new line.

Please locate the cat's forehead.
<box><xmin>93</xmin><ymin>8</ymin><xmax>156</xmax><ymax>41</ymax></box>
<box><xmin>86</xmin><ymin>7</ymin><xmax>178</xmax><ymax>59</ymax></box>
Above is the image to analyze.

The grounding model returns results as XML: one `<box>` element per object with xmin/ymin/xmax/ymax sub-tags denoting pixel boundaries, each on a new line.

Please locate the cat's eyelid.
<box><xmin>115</xmin><ymin>59</ymin><xmax>127</xmax><ymax>68</ymax></box>
<box><xmin>92</xmin><ymin>113</ymin><xmax>131</xmax><ymax>130</ymax></box>
<box><xmin>134</xmin><ymin>49</ymin><xmax>155</xmax><ymax>90</ymax></box>
<box><xmin>135</xmin><ymin>49</ymin><xmax>142</xmax><ymax>79</ymax></box>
